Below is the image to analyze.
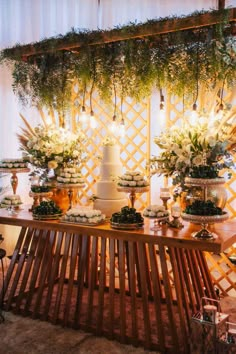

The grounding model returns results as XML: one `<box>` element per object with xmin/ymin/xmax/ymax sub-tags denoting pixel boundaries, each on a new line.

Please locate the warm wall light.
<box><xmin>89</xmin><ymin>110</ymin><xmax>97</xmax><ymax>129</ymax></box>
<box><xmin>119</xmin><ymin>118</ymin><xmax>125</xmax><ymax>137</ymax></box>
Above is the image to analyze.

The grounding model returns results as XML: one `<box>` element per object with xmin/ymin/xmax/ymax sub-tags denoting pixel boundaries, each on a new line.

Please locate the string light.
<box><xmin>190</xmin><ymin>31</ymin><xmax>200</xmax><ymax>126</ymax></box>
<box><xmin>109</xmin><ymin>80</ymin><xmax>119</xmax><ymax>133</ymax></box>
<box><xmin>119</xmin><ymin>96</ymin><xmax>125</xmax><ymax>137</ymax></box>
<box><xmin>80</xmin><ymin>85</ymin><xmax>88</xmax><ymax>123</ymax></box>
<box><xmin>159</xmin><ymin>88</ymin><xmax>166</xmax><ymax>130</ymax></box>
<box><xmin>89</xmin><ymin>55</ymin><xmax>97</xmax><ymax>129</ymax></box>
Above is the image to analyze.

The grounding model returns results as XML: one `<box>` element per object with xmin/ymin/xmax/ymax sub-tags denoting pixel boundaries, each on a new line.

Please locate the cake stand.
<box><xmin>182</xmin><ymin>177</ymin><xmax>228</xmax><ymax>239</ymax></box>
<box><xmin>57</xmin><ymin>183</ymin><xmax>85</xmax><ymax>210</ymax></box>
<box><xmin>0</xmin><ymin>167</ymin><xmax>30</xmax><ymax>195</ymax></box>
<box><xmin>117</xmin><ymin>186</ymin><xmax>149</xmax><ymax>208</ymax></box>
<box><xmin>145</xmin><ymin>215</ymin><xmax>169</xmax><ymax>232</ymax></box>
<box><xmin>29</xmin><ymin>191</ymin><xmax>53</xmax><ymax>211</ymax></box>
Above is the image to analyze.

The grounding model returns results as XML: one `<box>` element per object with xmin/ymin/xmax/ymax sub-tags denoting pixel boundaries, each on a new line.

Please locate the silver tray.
<box><xmin>33</xmin><ymin>213</ymin><xmax>63</xmax><ymax>220</ymax></box>
<box><xmin>110</xmin><ymin>222</ymin><xmax>144</xmax><ymax>230</ymax></box>
<box><xmin>60</xmin><ymin>219</ymin><xmax>105</xmax><ymax>226</ymax></box>
<box><xmin>181</xmin><ymin>212</ymin><xmax>228</xmax><ymax>225</ymax></box>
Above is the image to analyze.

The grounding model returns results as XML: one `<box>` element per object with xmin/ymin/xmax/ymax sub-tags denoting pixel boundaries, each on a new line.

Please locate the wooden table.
<box><xmin>0</xmin><ymin>208</ymin><xmax>235</xmax><ymax>353</ymax></box>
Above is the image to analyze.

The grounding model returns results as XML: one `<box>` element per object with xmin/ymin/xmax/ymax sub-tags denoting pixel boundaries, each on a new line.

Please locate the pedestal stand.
<box><xmin>117</xmin><ymin>186</ymin><xmax>149</xmax><ymax>208</ymax></box>
<box><xmin>0</xmin><ymin>168</ymin><xmax>30</xmax><ymax>195</ymax></box>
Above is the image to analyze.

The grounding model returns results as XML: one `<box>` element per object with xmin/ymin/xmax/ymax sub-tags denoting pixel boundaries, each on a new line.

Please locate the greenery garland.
<box><xmin>0</xmin><ymin>9</ymin><xmax>235</xmax><ymax>116</ymax></box>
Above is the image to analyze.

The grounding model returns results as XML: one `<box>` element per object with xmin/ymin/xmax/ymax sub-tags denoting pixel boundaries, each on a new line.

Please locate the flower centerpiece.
<box><xmin>17</xmin><ymin>117</ymin><xmax>87</xmax><ymax>182</ymax></box>
<box><xmin>150</xmin><ymin>110</ymin><xmax>236</xmax><ymax>197</ymax></box>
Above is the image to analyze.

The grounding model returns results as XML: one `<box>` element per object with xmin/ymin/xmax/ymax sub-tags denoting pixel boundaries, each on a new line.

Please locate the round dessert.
<box><xmin>1</xmin><ymin>194</ymin><xmax>22</xmax><ymax>208</ymax></box>
<box><xmin>143</xmin><ymin>205</ymin><xmax>169</xmax><ymax>218</ymax></box>
<box><xmin>61</xmin><ymin>208</ymin><xmax>105</xmax><ymax>224</ymax></box>
<box><xmin>117</xmin><ymin>171</ymin><xmax>149</xmax><ymax>188</ymax></box>
<box><xmin>57</xmin><ymin>167</ymin><xmax>85</xmax><ymax>185</ymax></box>
<box><xmin>31</xmin><ymin>185</ymin><xmax>50</xmax><ymax>193</ymax></box>
<box><xmin>110</xmin><ymin>206</ymin><xmax>144</xmax><ymax>229</ymax></box>
<box><xmin>183</xmin><ymin>200</ymin><xmax>224</xmax><ymax>216</ymax></box>
<box><xmin>33</xmin><ymin>200</ymin><xmax>62</xmax><ymax>219</ymax></box>
<box><xmin>0</xmin><ymin>158</ymin><xmax>28</xmax><ymax>169</ymax></box>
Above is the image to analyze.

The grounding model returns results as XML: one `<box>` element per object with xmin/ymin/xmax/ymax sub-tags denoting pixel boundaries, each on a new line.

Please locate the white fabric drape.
<box><xmin>0</xmin><ymin>0</ymin><xmax>234</xmax><ymax>189</ymax></box>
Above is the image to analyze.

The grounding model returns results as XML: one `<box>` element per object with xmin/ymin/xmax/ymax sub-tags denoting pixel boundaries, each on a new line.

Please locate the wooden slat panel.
<box><xmin>108</xmin><ymin>238</ymin><xmax>115</xmax><ymax>339</ymax></box>
<box><xmin>148</xmin><ymin>244</ymin><xmax>165</xmax><ymax>352</ymax></box>
<box><xmin>118</xmin><ymin>240</ymin><xmax>126</xmax><ymax>343</ymax></box>
<box><xmin>96</xmin><ymin>237</ymin><xmax>106</xmax><ymax>335</ymax></box>
<box><xmin>42</xmin><ymin>231</ymin><xmax>64</xmax><ymax>321</ymax></box>
<box><xmin>137</xmin><ymin>242</ymin><xmax>151</xmax><ymax>349</ymax></box>
<box><xmin>6</xmin><ymin>227</ymin><xmax>35</xmax><ymax>311</ymax></box>
<box><xmin>52</xmin><ymin>232</ymin><xmax>72</xmax><ymax>324</ymax></box>
<box><xmin>63</xmin><ymin>233</ymin><xmax>80</xmax><ymax>326</ymax></box>
<box><xmin>86</xmin><ymin>236</ymin><xmax>98</xmax><ymax>329</ymax></box>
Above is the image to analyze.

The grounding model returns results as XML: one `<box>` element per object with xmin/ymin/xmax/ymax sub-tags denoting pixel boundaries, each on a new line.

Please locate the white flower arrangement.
<box><xmin>150</xmin><ymin>110</ymin><xmax>236</xmax><ymax>190</ymax></box>
<box><xmin>18</xmin><ymin>121</ymin><xmax>87</xmax><ymax>174</ymax></box>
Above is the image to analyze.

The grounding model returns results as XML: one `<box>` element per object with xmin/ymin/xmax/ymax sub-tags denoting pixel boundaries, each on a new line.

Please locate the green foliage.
<box><xmin>0</xmin><ymin>9</ymin><xmax>235</xmax><ymax>113</ymax></box>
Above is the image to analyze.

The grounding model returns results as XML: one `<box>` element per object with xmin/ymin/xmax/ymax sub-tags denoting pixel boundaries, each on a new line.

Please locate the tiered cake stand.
<box><xmin>0</xmin><ymin>167</ymin><xmax>30</xmax><ymax>194</ymax></box>
<box><xmin>117</xmin><ymin>186</ymin><xmax>149</xmax><ymax>208</ymax></box>
<box><xmin>57</xmin><ymin>183</ymin><xmax>85</xmax><ymax>210</ymax></box>
<box><xmin>29</xmin><ymin>191</ymin><xmax>53</xmax><ymax>211</ymax></box>
<box><xmin>181</xmin><ymin>177</ymin><xmax>228</xmax><ymax>239</ymax></box>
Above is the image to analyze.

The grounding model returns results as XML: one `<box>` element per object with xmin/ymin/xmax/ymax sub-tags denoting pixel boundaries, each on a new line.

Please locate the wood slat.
<box><xmin>118</xmin><ymin>240</ymin><xmax>126</xmax><ymax>343</ymax></box>
<box><xmin>42</xmin><ymin>231</ymin><xmax>64</xmax><ymax>321</ymax></box>
<box><xmin>52</xmin><ymin>232</ymin><xmax>72</xmax><ymax>324</ymax></box>
<box><xmin>96</xmin><ymin>237</ymin><xmax>106</xmax><ymax>335</ymax></box>
<box><xmin>108</xmin><ymin>238</ymin><xmax>115</xmax><ymax>339</ymax></box>
<box><xmin>86</xmin><ymin>236</ymin><xmax>98</xmax><ymax>329</ymax></box>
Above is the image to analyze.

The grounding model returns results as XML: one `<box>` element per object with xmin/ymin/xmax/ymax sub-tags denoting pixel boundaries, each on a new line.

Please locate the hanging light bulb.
<box><xmin>159</xmin><ymin>89</ymin><xmax>166</xmax><ymax>131</ymax></box>
<box><xmin>119</xmin><ymin>118</ymin><xmax>125</xmax><ymax>137</ymax></box>
<box><xmin>89</xmin><ymin>110</ymin><xmax>97</xmax><ymax>129</ymax></box>
<box><xmin>109</xmin><ymin>115</ymin><xmax>118</xmax><ymax>133</ymax></box>
<box><xmin>80</xmin><ymin>105</ymin><xmax>88</xmax><ymax>123</ymax></box>
<box><xmin>190</xmin><ymin>102</ymin><xmax>198</xmax><ymax>126</ymax></box>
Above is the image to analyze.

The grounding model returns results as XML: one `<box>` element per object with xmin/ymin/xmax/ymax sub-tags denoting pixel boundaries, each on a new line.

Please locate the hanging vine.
<box><xmin>0</xmin><ymin>8</ymin><xmax>235</xmax><ymax>113</ymax></box>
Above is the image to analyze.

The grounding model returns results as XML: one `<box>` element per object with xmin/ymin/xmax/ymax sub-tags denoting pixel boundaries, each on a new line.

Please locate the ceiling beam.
<box><xmin>3</xmin><ymin>8</ymin><xmax>236</xmax><ymax>59</ymax></box>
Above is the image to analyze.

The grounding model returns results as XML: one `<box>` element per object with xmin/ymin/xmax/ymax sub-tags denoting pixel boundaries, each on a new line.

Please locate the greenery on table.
<box><xmin>110</xmin><ymin>206</ymin><xmax>144</xmax><ymax>224</ymax></box>
<box><xmin>0</xmin><ymin>9</ymin><xmax>235</xmax><ymax>116</ymax></box>
<box><xmin>33</xmin><ymin>200</ymin><xmax>62</xmax><ymax>215</ymax></box>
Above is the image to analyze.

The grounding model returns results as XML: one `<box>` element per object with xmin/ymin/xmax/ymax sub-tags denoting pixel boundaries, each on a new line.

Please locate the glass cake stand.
<box><xmin>183</xmin><ymin>176</ymin><xmax>228</xmax><ymax>240</ymax></box>
<box><xmin>145</xmin><ymin>215</ymin><xmax>169</xmax><ymax>232</ymax></box>
<box><xmin>117</xmin><ymin>186</ymin><xmax>149</xmax><ymax>208</ymax></box>
<box><xmin>181</xmin><ymin>212</ymin><xmax>229</xmax><ymax>239</ymax></box>
<box><xmin>57</xmin><ymin>183</ymin><xmax>85</xmax><ymax>210</ymax></box>
<box><xmin>0</xmin><ymin>167</ymin><xmax>30</xmax><ymax>194</ymax></box>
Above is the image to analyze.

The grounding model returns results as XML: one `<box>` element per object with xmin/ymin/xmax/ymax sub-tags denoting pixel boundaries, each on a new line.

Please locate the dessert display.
<box><xmin>117</xmin><ymin>171</ymin><xmax>149</xmax><ymax>188</ymax></box>
<box><xmin>117</xmin><ymin>171</ymin><xmax>149</xmax><ymax>208</ymax></box>
<box><xmin>61</xmin><ymin>208</ymin><xmax>106</xmax><ymax>225</ymax></box>
<box><xmin>30</xmin><ymin>185</ymin><xmax>50</xmax><ymax>193</ymax></box>
<box><xmin>143</xmin><ymin>204</ymin><xmax>169</xmax><ymax>231</ymax></box>
<box><xmin>182</xmin><ymin>171</ymin><xmax>228</xmax><ymax>239</ymax></box>
<box><xmin>94</xmin><ymin>143</ymin><xmax>127</xmax><ymax>217</ymax></box>
<box><xmin>0</xmin><ymin>194</ymin><xmax>22</xmax><ymax>208</ymax></box>
<box><xmin>0</xmin><ymin>158</ymin><xmax>28</xmax><ymax>169</ymax></box>
<box><xmin>110</xmin><ymin>206</ymin><xmax>144</xmax><ymax>229</ymax></box>
<box><xmin>57</xmin><ymin>167</ymin><xmax>85</xmax><ymax>185</ymax></box>
<box><xmin>32</xmin><ymin>200</ymin><xmax>63</xmax><ymax>220</ymax></box>
<box><xmin>29</xmin><ymin>185</ymin><xmax>53</xmax><ymax>211</ymax></box>
<box><xmin>143</xmin><ymin>204</ymin><xmax>169</xmax><ymax>218</ymax></box>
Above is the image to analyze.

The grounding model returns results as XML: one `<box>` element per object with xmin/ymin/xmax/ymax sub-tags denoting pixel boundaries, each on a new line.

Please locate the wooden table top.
<box><xmin>0</xmin><ymin>207</ymin><xmax>235</xmax><ymax>253</ymax></box>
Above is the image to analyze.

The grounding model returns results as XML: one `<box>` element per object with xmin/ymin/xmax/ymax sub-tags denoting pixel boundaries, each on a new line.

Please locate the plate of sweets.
<box><xmin>32</xmin><ymin>200</ymin><xmax>63</xmax><ymax>220</ymax></box>
<box><xmin>143</xmin><ymin>205</ymin><xmax>169</xmax><ymax>231</ymax></box>
<box><xmin>110</xmin><ymin>206</ymin><xmax>144</xmax><ymax>229</ymax></box>
<box><xmin>61</xmin><ymin>208</ymin><xmax>106</xmax><ymax>225</ymax></box>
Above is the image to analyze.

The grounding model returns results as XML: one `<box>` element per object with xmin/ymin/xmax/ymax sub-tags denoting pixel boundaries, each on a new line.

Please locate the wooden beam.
<box><xmin>218</xmin><ymin>0</ymin><xmax>225</xmax><ymax>10</ymax></box>
<box><xmin>3</xmin><ymin>8</ymin><xmax>236</xmax><ymax>59</ymax></box>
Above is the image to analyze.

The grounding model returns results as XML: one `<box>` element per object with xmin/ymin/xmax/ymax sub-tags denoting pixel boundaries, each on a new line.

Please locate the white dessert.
<box><xmin>118</xmin><ymin>171</ymin><xmax>149</xmax><ymax>188</ymax></box>
<box><xmin>1</xmin><ymin>194</ymin><xmax>22</xmax><ymax>207</ymax></box>
<box><xmin>94</xmin><ymin>144</ymin><xmax>127</xmax><ymax>217</ymax></box>
<box><xmin>0</xmin><ymin>158</ymin><xmax>28</xmax><ymax>169</ymax></box>
<box><xmin>57</xmin><ymin>167</ymin><xmax>85</xmax><ymax>185</ymax></box>
<box><xmin>62</xmin><ymin>208</ymin><xmax>105</xmax><ymax>224</ymax></box>
<box><xmin>143</xmin><ymin>205</ymin><xmax>169</xmax><ymax>218</ymax></box>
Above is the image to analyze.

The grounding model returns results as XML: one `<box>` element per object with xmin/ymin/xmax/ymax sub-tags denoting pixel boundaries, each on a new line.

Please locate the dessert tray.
<box><xmin>60</xmin><ymin>219</ymin><xmax>105</xmax><ymax>226</ymax></box>
<box><xmin>110</xmin><ymin>221</ymin><xmax>144</xmax><ymax>230</ymax></box>
<box><xmin>184</xmin><ymin>177</ymin><xmax>225</xmax><ymax>186</ymax></box>
<box><xmin>32</xmin><ymin>213</ymin><xmax>63</xmax><ymax>220</ymax></box>
<box><xmin>117</xmin><ymin>186</ymin><xmax>149</xmax><ymax>193</ymax></box>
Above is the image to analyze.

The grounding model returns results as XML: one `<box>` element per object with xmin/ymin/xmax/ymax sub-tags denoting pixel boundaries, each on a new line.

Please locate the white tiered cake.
<box><xmin>94</xmin><ymin>144</ymin><xmax>128</xmax><ymax>217</ymax></box>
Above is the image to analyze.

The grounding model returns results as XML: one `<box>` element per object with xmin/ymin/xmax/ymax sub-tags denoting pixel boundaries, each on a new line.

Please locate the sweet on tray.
<box><xmin>61</xmin><ymin>208</ymin><xmax>106</xmax><ymax>224</ymax></box>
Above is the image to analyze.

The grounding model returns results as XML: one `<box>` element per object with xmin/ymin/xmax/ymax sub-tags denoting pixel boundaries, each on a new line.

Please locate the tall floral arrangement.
<box><xmin>150</xmin><ymin>110</ymin><xmax>236</xmax><ymax>194</ymax></box>
<box><xmin>17</xmin><ymin>116</ymin><xmax>87</xmax><ymax>178</ymax></box>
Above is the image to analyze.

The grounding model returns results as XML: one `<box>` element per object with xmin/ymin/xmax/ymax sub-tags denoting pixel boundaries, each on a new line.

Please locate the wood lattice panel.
<box><xmin>70</xmin><ymin>90</ymin><xmax>151</xmax><ymax>210</ymax></box>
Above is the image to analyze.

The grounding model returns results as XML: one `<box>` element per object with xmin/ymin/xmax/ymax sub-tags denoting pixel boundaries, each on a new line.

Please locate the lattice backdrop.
<box><xmin>55</xmin><ymin>83</ymin><xmax>236</xmax><ymax>296</ymax></box>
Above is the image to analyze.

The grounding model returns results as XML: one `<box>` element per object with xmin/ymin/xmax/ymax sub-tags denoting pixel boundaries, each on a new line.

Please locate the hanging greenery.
<box><xmin>0</xmin><ymin>8</ymin><xmax>235</xmax><ymax>115</ymax></box>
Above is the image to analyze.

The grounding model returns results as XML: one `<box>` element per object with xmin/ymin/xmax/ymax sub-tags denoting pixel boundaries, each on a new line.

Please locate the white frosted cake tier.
<box><xmin>100</xmin><ymin>164</ymin><xmax>123</xmax><ymax>180</ymax></box>
<box><xmin>94</xmin><ymin>198</ymin><xmax>128</xmax><ymax>218</ymax></box>
<box><xmin>96</xmin><ymin>180</ymin><xmax>126</xmax><ymax>199</ymax></box>
<box><xmin>102</xmin><ymin>145</ymin><xmax>121</xmax><ymax>164</ymax></box>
